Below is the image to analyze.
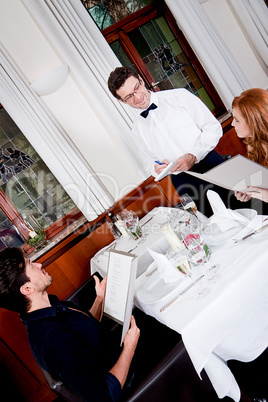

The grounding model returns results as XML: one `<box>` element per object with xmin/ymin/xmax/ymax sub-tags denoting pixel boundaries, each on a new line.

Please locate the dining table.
<box><xmin>90</xmin><ymin>206</ymin><xmax>268</xmax><ymax>401</ymax></box>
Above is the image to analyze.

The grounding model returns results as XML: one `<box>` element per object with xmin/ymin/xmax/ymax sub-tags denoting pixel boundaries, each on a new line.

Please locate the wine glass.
<box><xmin>119</xmin><ymin>210</ymin><xmax>144</xmax><ymax>241</ymax></box>
<box><xmin>176</xmin><ymin>214</ymin><xmax>212</xmax><ymax>297</ymax></box>
<box><xmin>179</xmin><ymin>193</ymin><xmax>201</xmax><ymax>222</ymax></box>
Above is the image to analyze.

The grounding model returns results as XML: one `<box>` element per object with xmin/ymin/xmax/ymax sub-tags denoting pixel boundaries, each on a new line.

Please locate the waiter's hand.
<box><xmin>154</xmin><ymin>159</ymin><xmax>169</xmax><ymax>174</ymax></box>
<box><xmin>171</xmin><ymin>153</ymin><xmax>197</xmax><ymax>172</ymax></box>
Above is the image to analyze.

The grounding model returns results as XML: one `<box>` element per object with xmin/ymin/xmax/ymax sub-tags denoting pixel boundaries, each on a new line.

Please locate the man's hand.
<box><xmin>89</xmin><ymin>275</ymin><xmax>107</xmax><ymax>321</ymax></box>
<box><xmin>171</xmin><ymin>153</ymin><xmax>197</xmax><ymax>173</ymax></box>
<box><xmin>94</xmin><ymin>275</ymin><xmax>107</xmax><ymax>299</ymax></box>
<box><xmin>109</xmin><ymin>316</ymin><xmax>140</xmax><ymax>388</ymax></box>
<box><xmin>123</xmin><ymin>315</ymin><xmax>140</xmax><ymax>354</ymax></box>
<box><xmin>154</xmin><ymin>159</ymin><xmax>169</xmax><ymax>174</ymax></box>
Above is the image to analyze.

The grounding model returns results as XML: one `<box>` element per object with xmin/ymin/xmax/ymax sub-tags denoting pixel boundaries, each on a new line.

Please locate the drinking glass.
<box><xmin>179</xmin><ymin>193</ymin><xmax>201</xmax><ymax>222</ymax></box>
<box><xmin>166</xmin><ymin>247</ymin><xmax>192</xmax><ymax>277</ymax></box>
<box><xmin>119</xmin><ymin>210</ymin><xmax>144</xmax><ymax>241</ymax></box>
<box><xmin>176</xmin><ymin>214</ymin><xmax>212</xmax><ymax>297</ymax></box>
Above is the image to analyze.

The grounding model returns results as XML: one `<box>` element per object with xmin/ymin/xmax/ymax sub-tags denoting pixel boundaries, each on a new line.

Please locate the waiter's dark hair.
<box><xmin>108</xmin><ymin>67</ymin><xmax>139</xmax><ymax>99</ymax></box>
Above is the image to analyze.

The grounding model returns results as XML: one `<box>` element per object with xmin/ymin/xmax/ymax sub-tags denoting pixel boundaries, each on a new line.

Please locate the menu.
<box><xmin>154</xmin><ymin>154</ymin><xmax>268</xmax><ymax>191</ymax></box>
<box><xmin>103</xmin><ymin>249</ymin><xmax>137</xmax><ymax>345</ymax></box>
<box><xmin>186</xmin><ymin>154</ymin><xmax>268</xmax><ymax>192</ymax></box>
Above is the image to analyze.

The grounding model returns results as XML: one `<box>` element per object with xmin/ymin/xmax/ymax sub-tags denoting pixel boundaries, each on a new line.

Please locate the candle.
<box><xmin>161</xmin><ymin>224</ymin><xmax>184</xmax><ymax>252</ymax></box>
<box><xmin>115</xmin><ymin>220</ymin><xmax>128</xmax><ymax>237</ymax></box>
<box><xmin>29</xmin><ymin>230</ymin><xmax>37</xmax><ymax>239</ymax></box>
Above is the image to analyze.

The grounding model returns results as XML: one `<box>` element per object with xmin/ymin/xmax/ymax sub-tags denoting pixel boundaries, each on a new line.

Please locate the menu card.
<box><xmin>154</xmin><ymin>154</ymin><xmax>268</xmax><ymax>191</ymax></box>
<box><xmin>103</xmin><ymin>249</ymin><xmax>137</xmax><ymax>345</ymax></box>
<box><xmin>186</xmin><ymin>154</ymin><xmax>268</xmax><ymax>191</ymax></box>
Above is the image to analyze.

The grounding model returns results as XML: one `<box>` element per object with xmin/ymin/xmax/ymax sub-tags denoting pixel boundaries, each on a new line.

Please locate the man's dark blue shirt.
<box><xmin>21</xmin><ymin>295</ymin><xmax>122</xmax><ymax>401</ymax></box>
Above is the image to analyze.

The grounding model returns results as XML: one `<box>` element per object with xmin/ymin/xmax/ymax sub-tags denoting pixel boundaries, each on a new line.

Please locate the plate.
<box><xmin>136</xmin><ymin>262</ymin><xmax>188</xmax><ymax>305</ymax></box>
<box><xmin>202</xmin><ymin>209</ymin><xmax>257</xmax><ymax>246</ymax></box>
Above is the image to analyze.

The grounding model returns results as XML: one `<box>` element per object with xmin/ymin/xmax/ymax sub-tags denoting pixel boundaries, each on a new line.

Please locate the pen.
<box><xmin>155</xmin><ymin>160</ymin><xmax>164</xmax><ymax>165</ymax></box>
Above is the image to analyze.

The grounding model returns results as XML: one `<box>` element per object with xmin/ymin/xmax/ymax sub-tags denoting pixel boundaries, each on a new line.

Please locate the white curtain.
<box><xmin>0</xmin><ymin>44</ymin><xmax>114</xmax><ymax>222</ymax></box>
<box><xmin>21</xmin><ymin>0</ymin><xmax>141</xmax><ymax>172</ymax></box>
<box><xmin>165</xmin><ymin>0</ymin><xmax>251</xmax><ymax>109</ymax></box>
<box><xmin>228</xmin><ymin>0</ymin><xmax>268</xmax><ymax>67</ymax></box>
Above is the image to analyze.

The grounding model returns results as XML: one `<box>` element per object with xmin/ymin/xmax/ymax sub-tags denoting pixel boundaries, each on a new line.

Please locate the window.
<box><xmin>0</xmin><ymin>105</ymin><xmax>81</xmax><ymax>249</ymax></box>
<box><xmin>82</xmin><ymin>0</ymin><xmax>154</xmax><ymax>30</ymax></box>
<box><xmin>83</xmin><ymin>0</ymin><xmax>226</xmax><ymax>117</ymax></box>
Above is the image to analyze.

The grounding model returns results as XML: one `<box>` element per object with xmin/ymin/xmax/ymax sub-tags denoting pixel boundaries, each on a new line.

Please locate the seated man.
<box><xmin>0</xmin><ymin>247</ymin><xmax>181</xmax><ymax>401</ymax></box>
<box><xmin>0</xmin><ymin>247</ymin><xmax>222</xmax><ymax>401</ymax></box>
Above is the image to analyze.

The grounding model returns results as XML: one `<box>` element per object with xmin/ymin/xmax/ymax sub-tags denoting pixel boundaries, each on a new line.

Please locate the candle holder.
<box><xmin>25</xmin><ymin>215</ymin><xmax>47</xmax><ymax>250</ymax></box>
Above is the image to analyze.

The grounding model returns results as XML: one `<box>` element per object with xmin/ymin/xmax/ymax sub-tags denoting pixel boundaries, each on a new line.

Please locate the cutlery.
<box><xmin>146</xmin><ymin>267</ymin><xmax>158</xmax><ymax>277</ymax></box>
<box><xmin>160</xmin><ymin>275</ymin><xmax>204</xmax><ymax>312</ymax></box>
<box><xmin>234</xmin><ymin>223</ymin><xmax>268</xmax><ymax>243</ymax></box>
<box><xmin>141</xmin><ymin>215</ymin><xmax>154</xmax><ymax>227</ymax></box>
<box><xmin>128</xmin><ymin>244</ymin><xmax>139</xmax><ymax>253</ymax></box>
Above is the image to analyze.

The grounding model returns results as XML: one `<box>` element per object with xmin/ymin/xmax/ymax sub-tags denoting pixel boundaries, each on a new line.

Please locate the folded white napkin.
<box><xmin>206</xmin><ymin>190</ymin><xmax>249</xmax><ymax>232</ymax></box>
<box><xmin>147</xmin><ymin>247</ymin><xmax>183</xmax><ymax>283</ymax></box>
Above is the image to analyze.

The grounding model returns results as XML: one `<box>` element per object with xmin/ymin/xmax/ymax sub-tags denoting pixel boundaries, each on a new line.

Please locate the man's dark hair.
<box><xmin>108</xmin><ymin>67</ymin><xmax>139</xmax><ymax>99</ymax></box>
<box><xmin>0</xmin><ymin>247</ymin><xmax>30</xmax><ymax>314</ymax></box>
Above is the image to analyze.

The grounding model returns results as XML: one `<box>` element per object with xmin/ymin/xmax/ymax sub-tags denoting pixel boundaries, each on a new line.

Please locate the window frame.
<box><xmin>0</xmin><ymin>103</ymin><xmax>83</xmax><ymax>251</ymax></box>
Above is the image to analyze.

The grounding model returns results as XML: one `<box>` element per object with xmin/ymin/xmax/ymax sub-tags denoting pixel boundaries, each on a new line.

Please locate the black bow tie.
<box><xmin>140</xmin><ymin>103</ymin><xmax>157</xmax><ymax>118</ymax></box>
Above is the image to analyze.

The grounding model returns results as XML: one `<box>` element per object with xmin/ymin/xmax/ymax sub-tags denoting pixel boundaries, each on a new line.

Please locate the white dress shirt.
<box><xmin>132</xmin><ymin>89</ymin><xmax>222</xmax><ymax>177</ymax></box>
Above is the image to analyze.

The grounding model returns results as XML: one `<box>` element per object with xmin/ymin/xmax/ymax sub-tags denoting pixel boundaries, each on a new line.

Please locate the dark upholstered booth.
<box><xmin>42</xmin><ymin>274</ymin><xmax>219</xmax><ymax>402</ymax></box>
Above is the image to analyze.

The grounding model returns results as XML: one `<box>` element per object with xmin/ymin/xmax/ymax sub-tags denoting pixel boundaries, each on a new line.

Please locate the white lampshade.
<box><xmin>30</xmin><ymin>64</ymin><xmax>69</xmax><ymax>96</ymax></box>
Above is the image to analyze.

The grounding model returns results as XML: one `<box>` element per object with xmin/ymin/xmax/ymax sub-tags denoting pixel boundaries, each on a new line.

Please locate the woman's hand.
<box><xmin>234</xmin><ymin>190</ymin><xmax>252</xmax><ymax>202</ymax></box>
<box><xmin>245</xmin><ymin>187</ymin><xmax>268</xmax><ymax>203</ymax></box>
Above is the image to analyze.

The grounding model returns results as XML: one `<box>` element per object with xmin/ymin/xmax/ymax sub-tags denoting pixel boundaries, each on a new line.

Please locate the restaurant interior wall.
<box><xmin>0</xmin><ymin>0</ymin><xmax>267</xmax><ymax>203</ymax></box>
<box><xmin>0</xmin><ymin>0</ymin><xmax>142</xmax><ymax>201</ymax></box>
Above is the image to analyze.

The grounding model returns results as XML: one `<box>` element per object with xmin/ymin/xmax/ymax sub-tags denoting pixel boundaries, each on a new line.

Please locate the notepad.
<box><xmin>154</xmin><ymin>162</ymin><xmax>175</xmax><ymax>181</ymax></box>
<box><xmin>103</xmin><ymin>250</ymin><xmax>138</xmax><ymax>345</ymax></box>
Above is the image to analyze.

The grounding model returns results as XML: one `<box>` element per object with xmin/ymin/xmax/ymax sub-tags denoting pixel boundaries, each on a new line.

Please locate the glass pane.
<box><xmin>20</xmin><ymin>203</ymin><xmax>48</xmax><ymax>229</ymax></box>
<box><xmin>50</xmin><ymin>184</ymin><xmax>76</xmax><ymax>214</ymax></box>
<box><xmin>82</xmin><ymin>0</ymin><xmax>154</xmax><ymax>31</ymax></box>
<box><xmin>31</xmin><ymin>160</ymin><xmax>60</xmax><ymax>190</ymax></box>
<box><xmin>0</xmin><ymin>208</ymin><xmax>7</xmax><ymax>224</ymax></box>
<box><xmin>12</xmin><ymin>135</ymin><xmax>40</xmax><ymax>162</ymax></box>
<box><xmin>16</xmin><ymin>168</ymin><xmax>46</xmax><ymax>200</ymax></box>
<box><xmin>110</xmin><ymin>41</ymin><xmax>133</xmax><ymax>67</ymax></box>
<box><xmin>89</xmin><ymin>4</ymin><xmax>114</xmax><ymax>30</ymax></box>
<box><xmin>128</xmin><ymin>29</ymin><xmax>151</xmax><ymax>58</ymax></box>
<box><xmin>0</xmin><ymin>106</ymin><xmax>79</xmax><ymax>236</ymax></box>
<box><xmin>0</xmin><ymin>218</ymin><xmax>25</xmax><ymax>249</ymax></box>
<box><xmin>1</xmin><ymin>178</ymin><xmax>32</xmax><ymax>210</ymax></box>
<box><xmin>0</xmin><ymin>109</ymin><xmax>22</xmax><ymax>140</ymax></box>
<box><xmin>122</xmin><ymin>16</ymin><xmax>215</xmax><ymax>110</ymax></box>
<box><xmin>0</xmin><ymin>128</ymin><xmax>8</xmax><ymax>146</ymax></box>
<box><xmin>125</xmin><ymin>0</ymin><xmax>143</xmax><ymax>14</ymax></box>
<box><xmin>35</xmin><ymin>192</ymin><xmax>64</xmax><ymax>226</ymax></box>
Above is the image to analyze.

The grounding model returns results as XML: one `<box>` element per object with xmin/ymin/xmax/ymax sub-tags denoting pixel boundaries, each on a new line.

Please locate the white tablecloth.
<box><xmin>90</xmin><ymin>207</ymin><xmax>268</xmax><ymax>401</ymax></box>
